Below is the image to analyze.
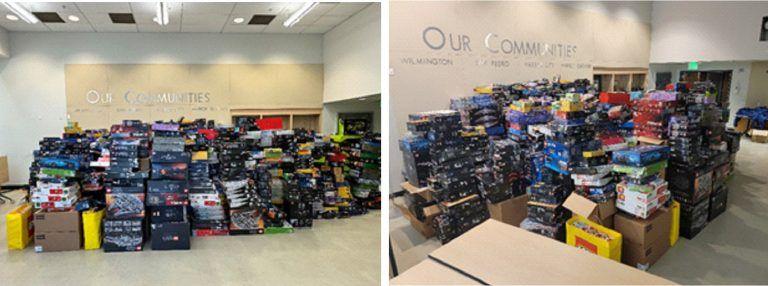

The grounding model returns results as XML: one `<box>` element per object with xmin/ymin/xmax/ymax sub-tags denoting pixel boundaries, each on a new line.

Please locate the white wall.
<box><xmin>0</xmin><ymin>27</ymin><xmax>8</xmax><ymax>58</ymax></box>
<box><xmin>0</xmin><ymin>32</ymin><xmax>322</xmax><ymax>184</ymax></box>
<box><xmin>648</xmin><ymin>61</ymin><xmax>752</xmax><ymax>127</ymax></box>
<box><xmin>321</xmin><ymin>97</ymin><xmax>381</xmax><ymax>135</ymax></box>
<box><xmin>389</xmin><ymin>1</ymin><xmax>653</xmax><ymax>192</ymax></box>
<box><xmin>650</xmin><ymin>2</ymin><xmax>768</xmax><ymax>63</ymax></box>
<box><xmin>322</xmin><ymin>3</ymin><xmax>381</xmax><ymax>103</ymax></box>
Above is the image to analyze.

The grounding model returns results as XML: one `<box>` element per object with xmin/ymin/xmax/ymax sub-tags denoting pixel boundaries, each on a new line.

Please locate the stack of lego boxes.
<box><xmin>520</xmin><ymin>181</ymin><xmax>569</xmax><ymax>241</ymax></box>
<box><xmin>286</xmin><ymin>172</ymin><xmax>315</xmax><ymax>228</ymax></box>
<box><xmin>104</xmin><ymin>120</ymin><xmax>150</xmax><ymax>252</ymax></box>
<box><xmin>148</xmin><ymin>122</ymin><xmax>191</xmax><ymax>250</ymax></box>
<box><xmin>220</xmin><ymin>140</ymin><xmax>264</xmax><ymax>234</ymax></box>
<box><xmin>450</xmin><ymin>94</ymin><xmax>505</xmax><ymax>138</ymax></box>
<box><xmin>570</xmin><ymin>146</ymin><xmax>616</xmax><ymax>227</ymax></box>
<box><xmin>612</xmin><ymin>145</ymin><xmax>671</xmax><ymax>219</ymax></box>
<box><xmin>189</xmin><ymin>146</ymin><xmax>229</xmax><ymax>236</ymax></box>
<box><xmin>413</xmin><ymin>110</ymin><xmax>489</xmax><ymax>244</ymax></box>
<box><xmin>521</xmin><ymin>93</ymin><xmax>597</xmax><ymax>240</ymax></box>
<box><xmin>487</xmin><ymin>138</ymin><xmax>524</xmax><ymax>202</ymax></box>
<box><xmin>632</xmin><ymin>92</ymin><xmax>677</xmax><ymax>139</ymax></box>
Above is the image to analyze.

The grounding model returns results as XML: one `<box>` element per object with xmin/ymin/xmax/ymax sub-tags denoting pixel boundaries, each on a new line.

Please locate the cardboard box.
<box><xmin>6</xmin><ymin>203</ymin><xmax>34</xmax><ymax>250</ymax></box>
<box><xmin>401</xmin><ymin>181</ymin><xmax>432</xmax><ymax>201</ymax></box>
<box><xmin>33</xmin><ymin>209</ymin><xmax>82</xmax><ymax>252</ymax></box>
<box><xmin>751</xmin><ymin>129</ymin><xmax>768</xmax><ymax>143</ymax></box>
<box><xmin>614</xmin><ymin>207</ymin><xmax>671</xmax><ymax>245</ymax></box>
<box><xmin>487</xmin><ymin>194</ymin><xmax>528</xmax><ymax>227</ymax></box>
<box><xmin>390</xmin><ymin>220</ymin><xmax>674</xmax><ymax>285</ymax></box>
<box><xmin>622</xmin><ymin>233</ymin><xmax>670</xmax><ymax>270</ymax></box>
<box><xmin>393</xmin><ymin>196</ymin><xmax>440</xmax><ymax>238</ymax></box>
<box><xmin>563</xmin><ymin>193</ymin><xmax>617</xmax><ymax>228</ymax></box>
<box><xmin>0</xmin><ymin>155</ymin><xmax>8</xmax><ymax>184</ymax></box>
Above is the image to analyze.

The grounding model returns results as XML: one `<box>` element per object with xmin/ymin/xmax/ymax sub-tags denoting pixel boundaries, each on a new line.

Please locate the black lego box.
<box><xmin>149</xmin><ymin>206</ymin><xmax>188</xmax><ymax>223</ymax></box>
<box><xmin>680</xmin><ymin>198</ymin><xmax>709</xmax><ymax>239</ymax></box>
<box><xmin>151</xmin><ymin>163</ymin><xmax>188</xmax><ymax>180</ymax></box>
<box><xmin>148</xmin><ymin>180</ymin><xmax>189</xmax><ymax>193</ymax></box>
<box><xmin>103</xmin><ymin>218</ymin><xmax>145</xmax><ymax>252</ymax></box>
<box><xmin>708</xmin><ymin>187</ymin><xmax>728</xmax><ymax>221</ymax></box>
<box><xmin>151</xmin><ymin>151</ymin><xmax>191</xmax><ymax>163</ymax></box>
<box><xmin>146</xmin><ymin>192</ymin><xmax>189</xmax><ymax>207</ymax></box>
<box><xmin>150</xmin><ymin>221</ymin><xmax>191</xmax><ymax>250</ymax></box>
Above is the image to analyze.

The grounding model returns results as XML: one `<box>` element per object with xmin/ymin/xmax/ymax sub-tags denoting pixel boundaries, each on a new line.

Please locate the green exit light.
<box><xmin>688</xmin><ymin>61</ymin><xmax>699</xmax><ymax>70</ymax></box>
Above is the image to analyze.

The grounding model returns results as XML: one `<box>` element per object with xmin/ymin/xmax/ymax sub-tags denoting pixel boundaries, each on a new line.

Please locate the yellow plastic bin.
<box><xmin>670</xmin><ymin>200</ymin><xmax>680</xmax><ymax>247</ymax></box>
<box><xmin>566</xmin><ymin>215</ymin><xmax>623</xmax><ymax>262</ymax></box>
<box><xmin>82</xmin><ymin>208</ymin><xmax>105</xmax><ymax>250</ymax></box>
<box><xmin>6</xmin><ymin>203</ymin><xmax>34</xmax><ymax>250</ymax></box>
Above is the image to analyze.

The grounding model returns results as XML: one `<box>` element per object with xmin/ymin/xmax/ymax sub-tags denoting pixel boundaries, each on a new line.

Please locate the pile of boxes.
<box><xmin>632</xmin><ymin>92</ymin><xmax>676</xmax><ymax>139</ymax></box>
<box><xmin>612</xmin><ymin>145</ymin><xmax>671</xmax><ymax>219</ymax></box>
<box><xmin>396</xmin><ymin>78</ymin><xmax>742</xmax><ymax>271</ymax></box>
<box><xmin>104</xmin><ymin>120</ymin><xmax>150</xmax><ymax>252</ymax></box>
<box><xmin>450</xmin><ymin>94</ymin><xmax>505</xmax><ymax>137</ymax></box>
<box><xmin>148</xmin><ymin>122</ymin><xmax>191</xmax><ymax>250</ymax></box>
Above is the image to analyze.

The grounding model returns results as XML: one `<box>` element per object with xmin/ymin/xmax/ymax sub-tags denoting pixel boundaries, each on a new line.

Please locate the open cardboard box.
<box><xmin>487</xmin><ymin>194</ymin><xmax>529</xmax><ymax>227</ymax></box>
<box><xmin>563</xmin><ymin>193</ymin><xmax>617</xmax><ymax>228</ymax></box>
<box><xmin>390</xmin><ymin>220</ymin><xmax>674</xmax><ymax>285</ymax></box>
<box><xmin>393</xmin><ymin>196</ymin><xmax>441</xmax><ymax>239</ymax></box>
<box><xmin>401</xmin><ymin>181</ymin><xmax>433</xmax><ymax>201</ymax></box>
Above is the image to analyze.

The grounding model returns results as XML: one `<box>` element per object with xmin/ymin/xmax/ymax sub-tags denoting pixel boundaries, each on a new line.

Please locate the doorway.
<box><xmin>679</xmin><ymin>70</ymin><xmax>733</xmax><ymax>107</ymax></box>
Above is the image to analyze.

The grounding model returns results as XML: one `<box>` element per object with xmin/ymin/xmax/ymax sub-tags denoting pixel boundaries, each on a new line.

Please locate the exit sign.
<box><xmin>688</xmin><ymin>61</ymin><xmax>699</xmax><ymax>70</ymax></box>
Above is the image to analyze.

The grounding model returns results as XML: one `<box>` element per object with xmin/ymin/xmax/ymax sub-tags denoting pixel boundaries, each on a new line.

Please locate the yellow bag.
<box><xmin>82</xmin><ymin>208</ymin><xmax>105</xmax><ymax>250</ymax></box>
<box><xmin>566</xmin><ymin>215</ymin><xmax>622</xmax><ymax>262</ymax></box>
<box><xmin>6</xmin><ymin>203</ymin><xmax>34</xmax><ymax>250</ymax></box>
<box><xmin>670</xmin><ymin>200</ymin><xmax>680</xmax><ymax>247</ymax></box>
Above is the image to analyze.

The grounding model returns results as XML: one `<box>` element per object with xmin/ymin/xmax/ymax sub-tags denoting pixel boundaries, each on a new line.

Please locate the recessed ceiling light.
<box><xmin>67</xmin><ymin>15</ymin><xmax>79</xmax><ymax>22</ymax></box>
<box><xmin>233</xmin><ymin>17</ymin><xmax>244</xmax><ymax>24</ymax></box>
<box><xmin>5</xmin><ymin>14</ymin><xmax>18</xmax><ymax>21</ymax></box>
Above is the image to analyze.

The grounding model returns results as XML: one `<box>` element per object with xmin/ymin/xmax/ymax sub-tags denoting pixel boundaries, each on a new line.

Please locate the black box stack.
<box><xmin>148</xmin><ymin>122</ymin><xmax>190</xmax><ymax>250</ymax></box>
<box><xmin>410</xmin><ymin>110</ymin><xmax>489</xmax><ymax>244</ymax></box>
<box><xmin>104</xmin><ymin>120</ymin><xmax>150</xmax><ymax>252</ymax></box>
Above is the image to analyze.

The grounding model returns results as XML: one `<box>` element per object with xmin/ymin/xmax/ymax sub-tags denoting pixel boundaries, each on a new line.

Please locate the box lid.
<box><xmin>400</xmin><ymin>181</ymin><xmax>432</xmax><ymax>201</ymax></box>
<box><xmin>392</xmin><ymin>219</ymin><xmax>674</xmax><ymax>285</ymax></box>
<box><xmin>563</xmin><ymin>193</ymin><xmax>598</xmax><ymax>219</ymax></box>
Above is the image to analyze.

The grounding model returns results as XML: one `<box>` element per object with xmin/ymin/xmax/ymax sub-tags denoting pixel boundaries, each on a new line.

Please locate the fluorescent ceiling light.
<box><xmin>2</xmin><ymin>2</ymin><xmax>38</xmax><ymax>24</ymax></box>
<box><xmin>233</xmin><ymin>17</ymin><xmax>244</xmax><ymax>24</ymax></box>
<box><xmin>5</xmin><ymin>14</ymin><xmax>17</xmax><ymax>21</ymax></box>
<box><xmin>67</xmin><ymin>15</ymin><xmax>79</xmax><ymax>22</ymax></box>
<box><xmin>283</xmin><ymin>2</ymin><xmax>317</xmax><ymax>27</ymax></box>
<box><xmin>153</xmin><ymin>2</ymin><xmax>169</xmax><ymax>26</ymax></box>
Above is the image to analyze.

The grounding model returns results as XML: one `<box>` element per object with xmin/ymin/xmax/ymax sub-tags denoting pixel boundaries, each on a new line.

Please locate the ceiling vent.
<box><xmin>248</xmin><ymin>15</ymin><xmax>275</xmax><ymax>25</ymax></box>
<box><xmin>32</xmin><ymin>12</ymin><xmax>64</xmax><ymax>23</ymax></box>
<box><xmin>109</xmin><ymin>13</ymin><xmax>135</xmax><ymax>24</ymax></box>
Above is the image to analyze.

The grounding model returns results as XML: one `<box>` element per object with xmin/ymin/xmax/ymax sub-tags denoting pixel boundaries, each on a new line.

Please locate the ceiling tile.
<box><xmin>312</xmin><ymin>15</ymin><xmax>349</xmax><ymax>27</ymax></box>
<box><xmin>301</xmin><ymin>25</ymin><xmax>334</xmax><ymax>34</ymax></box>
<box><xmin>182</xmin><ymin>2</ymin><xmax>235</xmax><ymax>15</ymax></box>
<box><xmin>130</xmin><ymin>2</ymin><xmax>182</xmax><ymax>17</ymax></box>
<box><xmin>233</xmin><ymin>3</ymin><xmax>285</xmax><ymax>15</ymax></box>
<box><xmin>222</xmin><ymin>24</ymin><xmax>267</xmax><ymax>34</ymax></box>
<box><xmin>181</xmin><ymin>24</ymin><xmax>223</xmax><ymax>33</ymax></box>
<box><xmin>93</xmin><ymin>24</ymin><xmax>137</xmax><ymax>33</ymax></box>
<box><xmin>76</xmin><ymin>2</ymin><xmax>132</xmax><ymax>13</ymax></box>
<box><xmin>81</xmin><ymin>12</ymin><xmax>114</xmax><ymax>24</ymax></box>
<box><xmin>181</xmin><ymin>14</ymin><xmax>228</xmax><ymax>26</ymax></box>
<box><xmin>0</xmin><ymin>22</ymin><xmax>50</xmax><ymax>32</ymax></box>
<box><xmin>137</xmin><ymin>23</ymin><xmax>182</xmax><ymax>33</ymax></box>
<box><xmin>325</xmin><ymin>3</ymin><xmax>368</xmax><ymax>16</ymax></box>
<box><xmin>28</xmin><ymin>2</ymin><xmax>79</xmax><ymax>13</ymax></box>
<box><xmin>263</xmin><ymin>24</ymin><xmax>308</xmax><ymax>34</ymax></box>
<box><xmin>46</xmin><ymin>23</ymin><xmax>95</xmax><ymax>32</ymax></box>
